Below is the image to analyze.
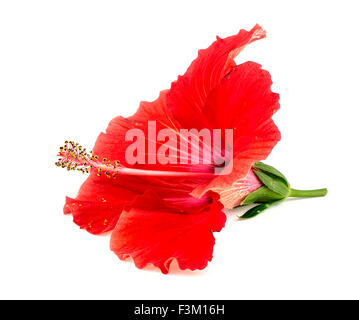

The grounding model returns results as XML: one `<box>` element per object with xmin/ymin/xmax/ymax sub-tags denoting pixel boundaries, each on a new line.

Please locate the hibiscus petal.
<box><xmin>110</xmin><ymin>191</ymin><xmax>226</xmax><ymax>274</ymax></box>
<box><xmin>202</xmin><ymin>62</ymin><xmax>280</xmax><ymax>131</ymax></box>
<box><xmin>192</xmin><ymin>62</ymin><xmax>280</xmax><ymax>198</ymax></box>
<box><xmin>64</xmin><ymin>172</ymin><xmax>140</xmax><ymax>234</ymax></box>
<box><xmin>92</xmin><ymin>91</ymin><xmax>201</xmax><ymax>172</ymax></box>
<box><xmin>92</xmin><ymin>91</ymin><xmax>175</xmax><ymax>167</ymax></box>
<box><xmin>216</xmin><ymin>169</ymin><xmax>262</xmax><ymax>209</ymax></box>
<box><xmin>90</xmin><ymin>26</ymin><xmax>267</xmax><ymax>173</ymax></box>
<box><xmin>167</xmin><ymin>24</ymin><xmax>266</xmax><ymax>129</ymax></box>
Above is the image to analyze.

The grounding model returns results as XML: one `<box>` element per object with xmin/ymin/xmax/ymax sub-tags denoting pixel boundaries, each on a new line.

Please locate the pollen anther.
<box><xmin>55</xmin><ymin>141</ymin><xmax>125</xmax><ymax>177</ymax></box>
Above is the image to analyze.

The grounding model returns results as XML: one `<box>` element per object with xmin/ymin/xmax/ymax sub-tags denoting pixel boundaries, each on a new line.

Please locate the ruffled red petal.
<box><xmin>92</xmin><ymin>91</ymin><xmax>208</xmax><ymax>173</ymax></box>
<box><xmin>110</xmin><ymin>191</ymin><xmax>226</xmax><ymax>274</ymax></box>
<box><xmin>192</xmin><ymin>62</ymin><xmax>280</xmax><ymax>198</ymax></box>
<box><xmin>64</xmin><ymin>172</ymin><xmax>140</xmax><ymax>234</ymax></box>
<box><xmin>167</xmin><ymin>24</ymin><xmax>266</xmax><ymax>129</ymax></box>
<box><xmin>92</xmin><ymin>91</ymin><xmax>175</xmax><ymax>168</ymax></box>
<box><xmin>64</xmin><ymin>197</ymin><xmax>121</xmax><ymax>234</ymax></box>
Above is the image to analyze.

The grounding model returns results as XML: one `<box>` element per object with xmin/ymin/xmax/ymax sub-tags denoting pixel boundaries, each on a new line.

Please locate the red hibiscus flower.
<box><xmin>56</xmin><ymin>24</ymin><xmax>326</xmax><ymax>273</ymax></box>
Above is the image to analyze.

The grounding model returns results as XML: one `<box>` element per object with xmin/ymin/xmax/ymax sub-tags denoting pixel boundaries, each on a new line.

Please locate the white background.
<box><xmin>1</xmin><ymin>0</ymin><xmax>358</xmax><ymax>299</ymax></box>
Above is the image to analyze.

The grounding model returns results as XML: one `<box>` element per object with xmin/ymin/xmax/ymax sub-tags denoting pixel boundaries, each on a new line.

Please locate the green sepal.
<box><xmin>239</xmin><ymin>200</ymin><xmax>282</xmax><ymax>220</ymax></box>
<box><xmin>237</xmin><ymin>162</ymin><xmax>327</xmax><ymax>221</ymax></box>
<box><xmin>241</xmin><ymin>186</ymin><xmax>285</xmax><ymax>205</ymax></box>
<box><xmin>253</xmin><ymin>162</ymin><xmax>289</xmax><ymax>186</ymax></box>
<box><xmin>253</xmin><ymin>169</ymin><xmax>289</xmax><ymax>197</ymax></box>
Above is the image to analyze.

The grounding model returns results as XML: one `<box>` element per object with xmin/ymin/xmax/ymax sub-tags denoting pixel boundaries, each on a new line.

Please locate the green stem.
<box><xmin>289</xmin><ymin>188</ymin><xmax>328</xmax><ymax>198</ymax></box>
